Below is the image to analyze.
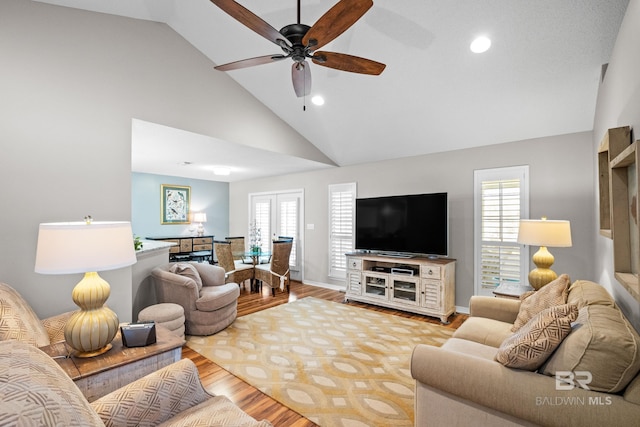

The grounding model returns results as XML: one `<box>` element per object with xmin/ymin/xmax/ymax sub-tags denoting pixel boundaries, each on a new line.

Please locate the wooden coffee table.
<box><xmin>40</xmin><ymin>324</ymin><xmax>185</xmax><ymax>402</ymax></box>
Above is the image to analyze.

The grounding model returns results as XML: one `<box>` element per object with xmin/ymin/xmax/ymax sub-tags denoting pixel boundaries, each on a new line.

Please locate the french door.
<box><xmin>250</xmin><ymin>190</ymin><xmax>303</xmax><ymax>281</ymax></box>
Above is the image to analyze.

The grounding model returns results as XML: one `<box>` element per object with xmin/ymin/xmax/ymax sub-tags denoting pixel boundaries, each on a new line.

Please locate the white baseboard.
<box><xmin>302</xmin><ymin>280</ymin><xmax>346</xmax><ymax>292</ymax></box>
<box><xmin>456</xmin><ymin>305</ymin><xmax>470</xmax><ymax>315</ymax></box>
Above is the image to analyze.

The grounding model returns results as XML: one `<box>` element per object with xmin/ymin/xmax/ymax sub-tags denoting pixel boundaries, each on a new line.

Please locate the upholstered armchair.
<box><xmin>0</xmin><ymin>340</ymin><xmax>272</xmax><ymax>426</ymax></box>
<box><xmin>254</xmin><ymin>240</ymin><xmax>293</xmax><ymax>296</ymax></box>
<box><xmin>151</xmin><ymin>262</ymin><xmax>239</xmax><ymax>336</ymax></box>
<box><xmin>0</xmin><ymin>282</ymin><xmax>73</xmax><ymax>348</ymax></box>
<box><xmin>215</xmin><ymin>240</ymin><xmax>254</xmax><ymax>289</ymax></box>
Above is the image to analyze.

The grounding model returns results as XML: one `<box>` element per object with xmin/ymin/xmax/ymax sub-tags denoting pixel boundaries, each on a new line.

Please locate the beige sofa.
<box><xmin>411</xmin><ymin>279</ymin><xmax>640</xmax><ymax>426</ymax></box>
<box><xmin>0</xmin><ymin>339</ymin><xmax>272</xmax><ymax>426</ymax></box>
<box><xmin>0</xmin><ymin>281</ymin><xmax>73</xmax><ymax>347</ymax></box>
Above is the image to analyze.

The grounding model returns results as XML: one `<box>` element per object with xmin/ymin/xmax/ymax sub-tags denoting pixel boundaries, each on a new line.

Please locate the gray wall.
<box><xmin>230</xmin><ymin>131</ymin><xmax>595</xmax><ymax>309</ymax></box>
<box><xmin>0</xmin><ymin>0</ymin><xmax>318</xmax><ymax>320</ymax></box>
<box><xmin>593</xmin><ymin>0</ymin><xmax>640</xmax><ymax>330</ymax></box>
<box><xmin>132</xmin><ymin>172</ymin><xmax>229</xmax><ymax>240</ymax></box>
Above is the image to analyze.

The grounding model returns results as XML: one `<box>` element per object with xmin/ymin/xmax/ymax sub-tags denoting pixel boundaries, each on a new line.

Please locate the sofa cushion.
<box><xmin>452</xmin><ymin>317</ymin><xmax>514</xmax><ymax>348</ymax></box>
<box><xmin>496</xmin><ymin>303</ymin><xmax>578</xmax><ymax>370</ymax></box>
<box><xmin>170</xmin><ymin>263</ymin><xmax>203</xmax><ymax>291</ymax></box>
<box><xmin>0</xmin><ymin>282</ymin><xmax>50</xmax><ymax>347</ymax></box>
<box><xmin>541</xmin><ymin>304</ymin><xmax>640</xmax><ymax>392</ymax></box>
<box><xmin>567</xmin><ymin>279</ymin><xmax>615</xmax><ymax>309</ymax></box>
<box><xmin>511</xmin><ymin>274</ymin><xmax>571</xmax><ymax>332</ymax></box>
<box><xmin>158</xmin><ymin>395</ymin><xmax>273</xmax><ymax>427</ymax></box>
<box><xmin>441</xmin><ymin>337</ymin><xmax>499</xmax><ymax>361</ymax></box>
<box><xmin>196</xmin><ymin>283</ymin><xmax>240</xmax><ymax>312</ymax></box>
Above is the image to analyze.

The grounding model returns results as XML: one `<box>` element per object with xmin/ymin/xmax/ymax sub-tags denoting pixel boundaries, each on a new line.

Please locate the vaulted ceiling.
<box><xmin>36</xmin><ymin>0</ymin><xmax>629</xmax><ymax>181</ymax></box>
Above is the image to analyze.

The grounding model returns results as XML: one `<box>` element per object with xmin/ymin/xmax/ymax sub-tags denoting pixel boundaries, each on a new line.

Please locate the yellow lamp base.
<box><xmin>528</xmin><ymin>246</ymin><xmax>558</xmax><ymax>290</ymax></box>
<box><xmin>73</xmin><ymin>343</ymin><xmax>113</xmax><ymax>358</ymax></box>
<box><xmin>528</xmin><ymin>268</ymin><xmax>558</xmax><ymax>290</ymax></box>
<box><xmin>64</xmin><ymin>271</ymin><xmax>119</xmax><ymax>358</ymax></box>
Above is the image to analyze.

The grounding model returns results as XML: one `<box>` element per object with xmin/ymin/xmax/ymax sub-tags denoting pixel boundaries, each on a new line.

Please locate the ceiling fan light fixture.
<box><xmin>209</xmin><ymin>0</ymin><xmax>384</xmax><ymax>98</ymax></box>
<box><xmin>470</xmin><ymin>36</ymin><xmax>491</xmax><ymax>53</ymax></box>
<box><xmin>312</xmin><ymin>95</ymin><xmax>325</xmax><ymax>106</ymax></box>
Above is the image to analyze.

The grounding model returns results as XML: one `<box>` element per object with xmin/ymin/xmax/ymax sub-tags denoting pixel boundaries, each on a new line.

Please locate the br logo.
<box><xmin>555</xmin><ymin>371</ymin><xmax>592</xmax><ymax>391</ymax></box>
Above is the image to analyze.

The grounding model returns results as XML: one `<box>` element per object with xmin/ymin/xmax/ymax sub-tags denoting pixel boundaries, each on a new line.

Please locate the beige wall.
<box><xmin>0</xmin><ymin>0</ymin><xmax>321</xmax><ymax>320</ymax></box>
<box><xmin>230</xmin><ymin>131</ymin><xmax>595</xmax><ymax>308</ymax></box>
<box><xmin>593</xmin><ymin>0</ymin><xmax>640</xmax><ymax>330</ymax></box>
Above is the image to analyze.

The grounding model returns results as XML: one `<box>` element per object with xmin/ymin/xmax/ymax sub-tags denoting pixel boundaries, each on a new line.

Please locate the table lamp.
<box><xmin>35</xmin><ymin>219</ymin><xmax>137</xmax><ymax>357</ymax></box>
<box><xmin>193</xmin><ymin>212</ymin><xmax>207</xmax><ymax>236</ymax></box>
<box><xmin>517</xmin><ymin>217</ymin><xmax>572</xmax><ymax>290</ymax></box>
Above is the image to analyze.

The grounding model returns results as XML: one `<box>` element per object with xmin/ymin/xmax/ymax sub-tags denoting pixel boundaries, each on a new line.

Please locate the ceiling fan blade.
<box><xmin>312</xmin><ymin>51</ymin><xmax>385</xmax><ymax>75</ymax></box>
<box><xmin>292</xmin><ymin>62</ymin><xmax>312</xmax><ymax>97</ymax></box>
<box><xmin>215</xmin><ymin>54</ymin><xmax>287</xmax><ymax>71</ymax></box>
<box><xmin>210</xmin><ymin>0</ymin><xmax>289</xmax><ymax>47</ymax></box>
<box><xmin>302</xmin><ymin>0</ymin><xmax>373</xmax><ymax>51</ymax></box>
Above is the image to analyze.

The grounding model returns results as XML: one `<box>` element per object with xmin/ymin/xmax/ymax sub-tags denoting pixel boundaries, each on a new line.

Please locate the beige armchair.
<box><xmin>0</xmin><ymin>339</ymin><xmax>272</xmax><ymax>426</ymax></box>
<box><xmin>151</xmin><ymin>262</ymin><xmax>239</xmax><ymax>336</ymax></box>
<box><xmin>254</xmin><ymin>240</ymin><xmax>293</xmax><ymax>296</ymax></box>
<box><xmin>0</xmin><ymin>281</ymin><xmax>73</xmax><ymax>348</ymax></box>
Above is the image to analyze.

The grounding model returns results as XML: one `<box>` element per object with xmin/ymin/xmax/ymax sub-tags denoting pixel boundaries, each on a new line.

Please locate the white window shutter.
<box><xmin>279</xmin><ymin>198</ymin><xmax>298</xmax><ymax>266</ymax></box>
<box><xmin>329</xmin><ymin>183</ymin><xmax>356</xmax><ymax>279</ymax></box>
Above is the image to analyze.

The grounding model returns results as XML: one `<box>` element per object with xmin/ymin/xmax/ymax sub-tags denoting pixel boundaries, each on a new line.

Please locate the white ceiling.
<box><xmin>36</xmin><ymin>0</ymin><xmax>630</xmax><ymax>181</ymax></box>
<box><xmin>131</xmin><ymin>119</ymin><xmax>333</xmax><ymax>182</ymax></box>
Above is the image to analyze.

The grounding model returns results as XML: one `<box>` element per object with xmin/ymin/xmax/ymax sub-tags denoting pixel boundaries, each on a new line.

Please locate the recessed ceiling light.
<box><xmin>212</xmin><ymin>166</ymin><xmax>231</xmax><ymax>176</ymax></box>
<box><xmin>312</xmin><ymin>95</ymin><xmax>325</xmax><ymax>106</ymax></box>
<box><xmin>470</xmin><ymin>36</ymin><xmax>491</xmax><ymax>53</ymax></box>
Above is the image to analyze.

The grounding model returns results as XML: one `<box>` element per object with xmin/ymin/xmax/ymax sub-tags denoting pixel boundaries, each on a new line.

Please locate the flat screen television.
<box><xmin>355</xmin><ymin>192</ymin><xmax>448</xmax><ymax>257</ymax></box>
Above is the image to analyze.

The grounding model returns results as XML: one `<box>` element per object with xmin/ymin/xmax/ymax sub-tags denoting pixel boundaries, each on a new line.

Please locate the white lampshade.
<box><xmin>517</xmin><ymin>219</ymin><xmax>572</xmax><ymax>248</ymax></box>
<box><xmin>35</xmin><ymin>221</ymin><xmax>137</xmax><ymax>274</ymax></box>
<box><xmin>193</xmin><ymin>212</ymin><xmax>207</xmax><ymax>223</ymax></box>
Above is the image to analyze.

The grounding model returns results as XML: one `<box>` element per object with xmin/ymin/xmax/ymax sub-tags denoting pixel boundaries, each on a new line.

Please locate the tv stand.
<box><xmin>345</xmin><ymin>253</ymin><xmax>456</xmax><ymax>323</ymax></box>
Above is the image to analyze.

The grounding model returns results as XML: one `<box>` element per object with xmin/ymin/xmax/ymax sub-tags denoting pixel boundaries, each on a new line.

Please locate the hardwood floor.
<box><xmin>182</xmin><ymin>281</ymin><xmax>467</xmax><ymax>426</ymax></box>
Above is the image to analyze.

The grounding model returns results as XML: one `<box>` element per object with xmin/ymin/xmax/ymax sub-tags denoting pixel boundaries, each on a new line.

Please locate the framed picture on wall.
<box><xmin>161</xmin><ymin>184</ymin><xmax>191</xmax><ymax>224</ymax></box>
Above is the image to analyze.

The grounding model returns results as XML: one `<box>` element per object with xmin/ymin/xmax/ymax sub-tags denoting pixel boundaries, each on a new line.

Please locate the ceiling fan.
<box><xmin>210</xmin><ymin>0</ymin><xmax>386</xmax><ymax>97</ymax></box>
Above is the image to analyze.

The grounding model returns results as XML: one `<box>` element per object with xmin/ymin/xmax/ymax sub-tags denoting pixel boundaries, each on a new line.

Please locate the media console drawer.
<box><xmin>348</xmin><ymin>258</ymin><xmax>363</xmax><ymax>271</ymax></box>
<box><xmin>421</xmin><ymin>265</ymin><xmax>441</xmax><ymax>279</ymax></box>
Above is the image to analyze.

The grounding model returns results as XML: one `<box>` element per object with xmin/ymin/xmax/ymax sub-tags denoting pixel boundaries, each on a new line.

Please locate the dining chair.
<box><xmin>225</xmin><ymin>236</ymin><xmax>255</xmax><ymax>265</ymax></box>
<box><xmin>215</xmin><ymin>240</ymin><xmax>254</xmax><ymax>290</ymax></box>
<box><xmin>254</xmin><ymin>240</ymin><xmax>293</xmax><ymax>296</ymax></box>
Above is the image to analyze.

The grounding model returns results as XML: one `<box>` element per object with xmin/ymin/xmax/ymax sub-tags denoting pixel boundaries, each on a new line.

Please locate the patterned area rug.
<box><xmin>186</xmin><ymin>297</ymin><xmax>454</xmax><ymax>427</ymax></box>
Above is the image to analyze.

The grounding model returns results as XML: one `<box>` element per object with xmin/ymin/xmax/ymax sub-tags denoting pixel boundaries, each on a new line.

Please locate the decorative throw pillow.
<box><xmin>496</xmin><ymin>303</ymin><xmax>578</xmax><ymax>370</ymax></box>
<box><xmin>511</xmin><ymin>274</ymin><xmax>571</xmax><ymax>332</ymax></box>
<box><xmin>170</xmin><ymin>263</ymin><xmax>203</xmax><ymax>291</ymax></box>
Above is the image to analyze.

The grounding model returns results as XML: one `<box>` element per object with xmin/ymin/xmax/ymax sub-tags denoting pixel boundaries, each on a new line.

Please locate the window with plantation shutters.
<box><xmin>279</xmin><ymin>197</ymin><xmax>298</xmax><ymax>267</ymax></box>
<box><xmin>474</xmin><ymin>167</ymin><xmax>529</xmax><ymax>297</ymax></box>
<box><xmin>328</xmin><ymin>183</ymin><xmax>356</xmax><ymax>279</ymax></box>
<box><xmin>253</xmin><ymin>198</ymin><xmax>271</xmax><ymax>253</ymax></box>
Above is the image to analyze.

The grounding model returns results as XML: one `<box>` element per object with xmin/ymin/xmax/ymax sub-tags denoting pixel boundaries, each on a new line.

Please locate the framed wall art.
<box><xmin>161</xmin><ymin>184</ymin><xmax>191</xmax><ymax>224</ymax></box>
